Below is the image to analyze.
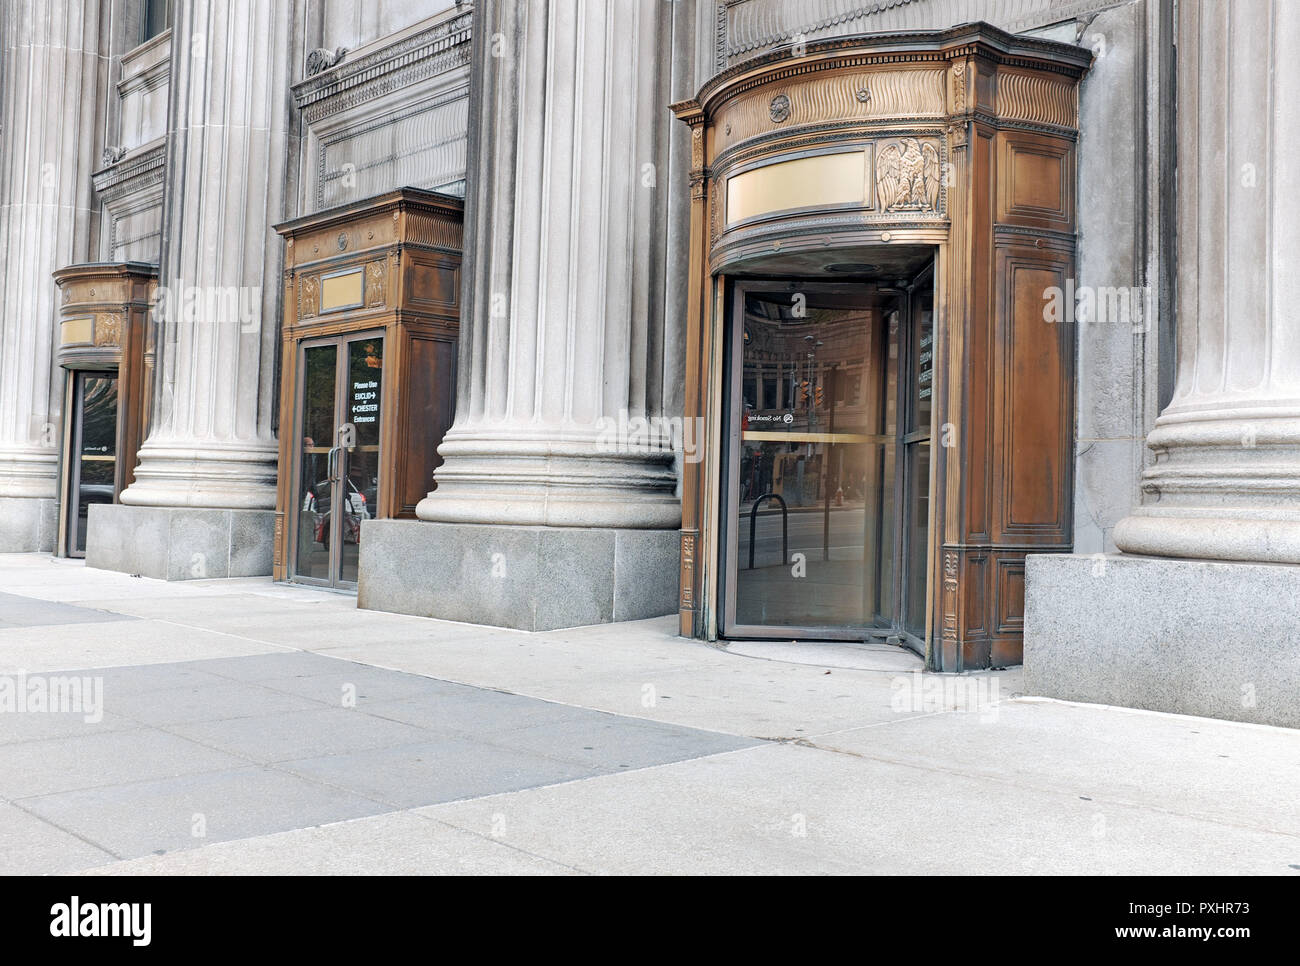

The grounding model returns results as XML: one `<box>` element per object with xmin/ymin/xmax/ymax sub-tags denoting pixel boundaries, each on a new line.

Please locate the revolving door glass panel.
<box><xmin>724</xmin><ymin>282</ymin><xmax>920</xmax><ymax>640</ymax></box>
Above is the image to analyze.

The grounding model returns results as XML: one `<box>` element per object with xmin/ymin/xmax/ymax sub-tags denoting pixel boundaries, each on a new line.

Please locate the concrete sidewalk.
<box><xmin>0</xmin><ymin>553</ymin><xmax>1296</xmax><ymax>875</ymax></box>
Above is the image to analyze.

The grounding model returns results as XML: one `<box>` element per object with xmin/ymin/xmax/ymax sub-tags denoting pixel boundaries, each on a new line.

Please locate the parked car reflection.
<box><xmin>301</xmin><ymin>478</ymin><xmax>369</xmax><ymax>548</ymax></box>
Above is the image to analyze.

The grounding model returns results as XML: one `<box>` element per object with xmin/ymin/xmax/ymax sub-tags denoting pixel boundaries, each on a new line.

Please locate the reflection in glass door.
<box><xmin>295</xmin><ymin>344</ymin><xmax>337</xmax><ymax>582</ymax></box>
<box><xmin>341</xmin><ymin>337</ymin><xmax>383</xmax><ymax>584</ymax></box>
<box><xmin>722</xmin><ymin>273</ymin><xmax>933</xmax><ymax>644</ymax></box>
<box><xmin>291</xmin><ymin>334</ymin><xmax>384</xmax><ymax>588</ymax></box>
<box><xmin>66</xmin><ymin>372</ymin><xmax>118</xmax><ymax>557</ymax></box>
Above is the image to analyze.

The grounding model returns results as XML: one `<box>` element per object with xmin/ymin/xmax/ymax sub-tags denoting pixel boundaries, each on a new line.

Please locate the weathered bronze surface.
<box><xmin>672</xmin><ymin>23</ymin><xmax>1090</xmax><ymax>668</ymax></box>
<box><xmin>273</xmin><ymin>188</ymin><xmax>463</xmax><ymax>580</ymax></box>
<box><xmin>52</xmin><ymin>261</ymin><xmax>159</xmax><ymax>555</ymax></box>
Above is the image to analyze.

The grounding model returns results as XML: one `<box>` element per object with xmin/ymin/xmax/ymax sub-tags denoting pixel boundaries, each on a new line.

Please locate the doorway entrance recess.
<box><xmin>725</xmin><ymin>270</ymin><xmax>934</xmax><ymax>651</ymax></box>
<box><xmin>274</xmin><ymin>189</ymin><xmax>462</xmax><ymax>589</ymax></box>
<box><xmin>671</xmin><ymin>23</ymin><xmax>1091</xmax><ymax>669</ymax></box>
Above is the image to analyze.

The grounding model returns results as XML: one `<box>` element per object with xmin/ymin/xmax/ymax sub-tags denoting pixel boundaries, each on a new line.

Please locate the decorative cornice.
<box><xmin>92</xmin><ymin>141</ymin><xmax>166</xmax><ymax>201</ymax></box>
<box><xmin>292</xmin><ymin>8</ymin><xmax>472</xmax><ymax>125</ymax></box>
<box><xmin>118</xmin><ymin>29</ymin><xmax>171</xmax><ymax>100</ymax></box>
<box><xmin>274</xmin><ymin>186</ymin><xmax>463</xmax><ymax>241</ymax></box>
<box><xmin>698</xmin><ymin>21</ymin><xmax>1092</xmax><ymax>116</ymax></box>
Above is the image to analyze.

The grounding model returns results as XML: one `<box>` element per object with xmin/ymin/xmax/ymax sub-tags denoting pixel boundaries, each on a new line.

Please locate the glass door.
<box><xmin>290</xmin><ymin>333</ymin><xmax>384</xmax><ymax>588</ymax></box>
<box><xmin>340</xmin><ymin>336</ymin><xmax>383</xmax><ymax>584</ymax></box>
<box><xmin>723</xmin><ymin>283</ymin><xmax>900</xmax><ymax>639</ymax></box>
<box><xmin>721</xmin><ymin>272</ymin><xmax>933</xmax><ymax>643</ymax></box>
<box><xmin>294</xmin><ymin>342</ymin><xmax>338</xmax><ymax>583</ymax></box>
<box><xmin>65</xmin><ymin>371</ymin><xmax>119</xmax><ymax>557</ymax></box>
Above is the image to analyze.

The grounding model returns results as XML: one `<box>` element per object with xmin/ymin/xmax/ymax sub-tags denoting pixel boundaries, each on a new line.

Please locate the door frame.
<box><xmin>717</xmin><ymin>275</ymin><xmax>933</xmax><ymax>642</ymax></box>
<box><xmin>898</xmin><ymin>260</ymin><xmax>936</xmax><ymax>652</ymax></box>
<box><xmin>286</xmin><ymin>329</ymin><xmax>387</xmax><ymax>589</ymax></box>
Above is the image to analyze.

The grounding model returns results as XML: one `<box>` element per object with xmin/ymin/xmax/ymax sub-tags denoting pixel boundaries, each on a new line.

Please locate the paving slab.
<box><xmin>482</xmin><ymin>714</ymin><xmax>760</xmax><ymax>771</ymax></box>
<box><xmin>0</xmin><ymin>640</ymin><xmax>769</xmax><ymax>869</ymax></box>
<box><xmin>87</xmin><ymin>663</ymin><xmax>236</xmax><ymax>697</ymax></box>
<box><xmin>0</xmin><ymin>708</ymin><xmax>136</xmax><ymax>745</ymax></box>
<box><xmin>720</xmin><ymin>638</ymin><xmax>924</xmax><ymax>672</ymax></box>
<box><xmin>64</xmin><ymin>593</ymin><xmax>353</xmax><ymax>623</ymax></box>
<box><xmin>259</xmin><ymin>668</ymin><xmax>474</xmax><ymax>707</ymax></box>
<box><xmin>311</xmin><ymin>634</ymin><xmax>942</xmax><ymax>738</ymax></box>
<box><xmin>165</xmin><ymin>707</ymin><xmax>436</xmax><ymax>765</ymax></box>
<box><xmin>360</xmin><ymin>690</ymin><xmax>600</xmax><ymax>737</ymax></box>
<box><xmin>277</xmin><ymin>738</ymin><xmax>599</xmax><ymax>808</ymax></box>
<box><xmin>180</xmin><ymin>651</ymin><xmax>362</xmax><ymax>684</ymax></box>
<box><xmin>0</xmin><ymin>802</ymin><xmax>116</xmax><ymax>874</ymax></box>
<box><xmin>107</xmin><ymin>681</ymin><xmax>323</xmax><ymax>727</ymax></box>
<box><xmin>0</xmin><ymin>558</ymin><xmax>218</xmax><ymax>602</ymax></box>
<box><xmin>80</xmin><ymin>810</ymin><xmax>577</xmax><ymax>875</ymax></box>
<box><xmin>0</xmin><ymin>619</ymin><xmax>283</xmax><ymax>674</ymax></box>
<box><xmin>113</xmin><ymin>607</ymin><xmax>495</xmax><ymax>650</ymax></box>
<box><xmin>0</xmin><ymin>728</ymin><xmax>247</xmax><ymax>799</ymax></box>
<box><xmin>20</xmin><ymin>766</ymin><xmax>391</xmax><ymax>858</ymax></box>
<box><xmin>812</xmin><ymin>697</ymin><xmax>1300</xmax><ymax>835</ymax></box>
<box><xmin>261</xmin><ymin>609</ymin><xmax>503</xmax><ymax>645</ymax></box>
<box><xmin>420</xmin><ymin>742</ymin><xmax>1300</xmax><ymax>875</ymax></box>
<box><xmin>0</xmin><ymin>592</ymin><xmax>137</xmax><ymax>629</ymax></box>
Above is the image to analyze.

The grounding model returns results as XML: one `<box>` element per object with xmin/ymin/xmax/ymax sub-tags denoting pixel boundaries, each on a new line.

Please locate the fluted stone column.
<box><xmin>1026</xmin><ymin>0</ymin><xmax>1300</xmax><ymax>727</ymax></box>
<box><xmin>88</xmin><ymin>0</ymin><xmax>293</xmax><ymax>578</ymax></box>
<box><xmin>362</xmin><ymin>0</ymin><xmax>689</xmax><ymax>629</ymax></box>
<box><xmin>414</xmin><ymin>0</ymin><xmax>680</xmax><ymax>528</ymax></box>
<box><xmin>0</xmin><ymin>1</ymin><xmax>105</xmax><ymax>550</ymax></box>
<box><xmin>1114</xmin><ymin>0</ymin><xmax>1300</xmax><ymax>562</ymax></box>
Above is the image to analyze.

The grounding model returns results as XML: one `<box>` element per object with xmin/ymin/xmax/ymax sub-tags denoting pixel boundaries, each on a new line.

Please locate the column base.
<box><xmin>119</xmin><ymin>442</ymin><xmax>279</xmax><ymax>510</ymax></box>
<box><xmin>0</xmin><ymin>497</ymin><xmax>56</xmax><ymax>552</ymax></box>
<box><xmin>415</xmin><ymin>433</ymin><xmax>681</xmax><ymax>528</ymax></box>
<box><xmin>358</xmin><ymin>520</ymin><xmax>680</xmax><ymax>631</ymax></box>
<box><xmin>86</xmin><ymin>504</ymin><xmax>274</xmax><ymax>580</ymax></box>
<box><xmin>1114</xmin><ymin>509</ymin><xmax>1300</xmax><ymax>564</ymax></box>
<box><xmin>1025</xmin><ymin>552</ymin><xmax>1300</xmax><ymax>728</ymax></box>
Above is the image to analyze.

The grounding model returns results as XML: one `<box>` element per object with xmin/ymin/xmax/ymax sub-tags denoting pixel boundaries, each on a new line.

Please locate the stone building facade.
<box><xmin>0</xmin><ymin>1</ymin><xmax>1294</xmax><ymax>726</ymax></box>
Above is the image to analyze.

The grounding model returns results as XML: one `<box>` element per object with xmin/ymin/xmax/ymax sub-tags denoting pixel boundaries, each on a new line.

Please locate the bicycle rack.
<box><xmin>748</xmin><ymin>492</ymin><xmax>789</xmax><ymax>570</ymax></box>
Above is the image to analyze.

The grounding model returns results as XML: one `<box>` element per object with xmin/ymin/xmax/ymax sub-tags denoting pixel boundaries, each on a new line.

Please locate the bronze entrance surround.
<box><xmin>51</xmin><ymin>263</ymin><xmax>157</xmax><ymax>558</ymax></box>
<box><xmin>273</xmin><ymin>189</ymin><xmax>462</xmax><ymax>587</ymax></box>
<box><xmin>672</xmin><ymin>23</ymin><xmax>1090</xmax><ymax>669</ymax></box>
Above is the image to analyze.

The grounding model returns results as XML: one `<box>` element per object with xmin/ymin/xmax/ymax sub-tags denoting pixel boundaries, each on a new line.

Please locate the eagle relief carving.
<box><xmin>94</xmin><ymin>314</ymin><xmax>122</xmax><ymax>347</ymax></box>
<box><xmin>876</xmin><ymin>138</ymin><xmax>942</xmax><ymax>213</ymax></box>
